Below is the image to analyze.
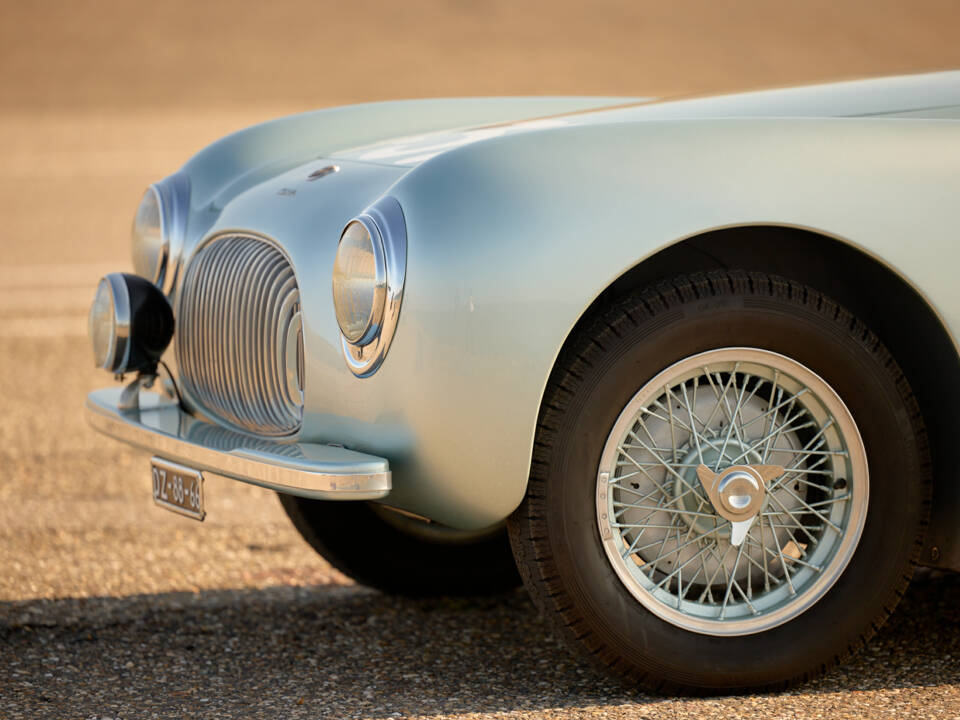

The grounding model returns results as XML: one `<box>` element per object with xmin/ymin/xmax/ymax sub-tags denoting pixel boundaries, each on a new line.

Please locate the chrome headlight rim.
<box><xmin>90</xmin><ymin>274</ymin><xmax>131</xmax><ymax>373</ymax></box>
<box><xmin>334</xmin><ymin>196</ymin><xmax>407</xmax><ymax>378</ymax></box>
<box><xmin>131</xmin><ymin>185</ymin><xmax>167</xmax><ymax>286</ymax></box>
<box><xmin>131</xmin><ymin>173</ymin><xmax>190</xmax><ymax>294</ymax></box>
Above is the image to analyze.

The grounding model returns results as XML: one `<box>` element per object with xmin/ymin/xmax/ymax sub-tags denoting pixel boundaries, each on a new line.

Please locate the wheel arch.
<box><xmin>547</xmin><ymin>224</ymin><xmax>959</xmax><ymax>571</ymax></box>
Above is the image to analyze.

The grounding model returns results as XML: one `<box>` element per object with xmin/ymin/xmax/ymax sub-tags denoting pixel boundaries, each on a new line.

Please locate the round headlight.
<box><xmin>131</xmin><ymin>186</ymin><xmax>166</xmax><ymax>285</ymax></box>
<box><xmin>332</xmin><ymin>219</ymin><xmax>386</xmax><ymax>344</ymax></box>
<box><xmin>89</xmin><ymin>275</ymin><xmax>130</xmax><ymax>371</ymax></box>
<box><xmin>88</xmin><ymin>273</ymin><xmax>173</xmax><ymax>374</ymax></box>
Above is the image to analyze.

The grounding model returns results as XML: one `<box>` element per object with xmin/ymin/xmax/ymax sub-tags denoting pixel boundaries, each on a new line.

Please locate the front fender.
<box><xmin>381</xmin><ymin>117</ymin><xmax>960</xmax><ymax>528</ymax></box>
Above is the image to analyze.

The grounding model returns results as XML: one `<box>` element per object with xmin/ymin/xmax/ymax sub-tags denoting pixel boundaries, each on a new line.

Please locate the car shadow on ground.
<box><xmin>2</xmin><ymin>572</ymin><xmax>957</xmax><ymax>718</ymax></box>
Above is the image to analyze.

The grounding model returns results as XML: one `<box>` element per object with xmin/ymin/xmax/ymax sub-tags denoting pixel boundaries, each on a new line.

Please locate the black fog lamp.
<box><xmin>89</xmin><ymin>273</ymin><xmax>174</xmax><ymax>374</ymax></box>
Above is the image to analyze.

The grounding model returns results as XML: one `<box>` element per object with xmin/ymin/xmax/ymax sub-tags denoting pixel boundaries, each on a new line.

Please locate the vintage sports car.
<box><xmin>86</xmin><ymin>71</ymin><xmax>959</xmax><ymax>692</ymax></box>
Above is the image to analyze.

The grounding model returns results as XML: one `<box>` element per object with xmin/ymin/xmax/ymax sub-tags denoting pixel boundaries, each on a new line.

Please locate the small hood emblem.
<box><xmin>307</xmin><ymin>164</ymin><xmax>340</xmax><ymax>181</ymax></box>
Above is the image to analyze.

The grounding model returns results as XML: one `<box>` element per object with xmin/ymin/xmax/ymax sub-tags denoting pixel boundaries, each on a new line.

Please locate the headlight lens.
<box><xmin>89</xmin><ymin>277</ymin><xmax>120</xmax><ymax>369</ymax></box>
<box><xmin>332</xmin><ymin>220</ymin><xmax>386</xmax><ymax>344</ymax></box>
<box><xmin>131</xmin><ymin>186</ymin><xmax>166</xmax><ymax>285</ymax></box>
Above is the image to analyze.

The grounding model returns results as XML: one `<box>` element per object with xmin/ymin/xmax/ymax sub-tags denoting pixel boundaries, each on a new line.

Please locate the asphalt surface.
<box><xmin>3</xmin><ymin>1</ymin><xmax>960</xmax><ymax>717</ymax></box>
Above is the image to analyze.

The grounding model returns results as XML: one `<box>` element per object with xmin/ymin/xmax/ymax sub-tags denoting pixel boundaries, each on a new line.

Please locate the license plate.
<box><xmin>151</xmin><ymin>457</ymin><xmax>205</xmax><ymax>521</ymax></box>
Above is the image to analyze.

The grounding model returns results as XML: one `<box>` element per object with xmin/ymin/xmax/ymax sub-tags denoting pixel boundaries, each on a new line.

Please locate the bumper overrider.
<box><xmin>85</xmin><ymin>186</ymin><xmax>407</xmax><ymax>504</ymax></box>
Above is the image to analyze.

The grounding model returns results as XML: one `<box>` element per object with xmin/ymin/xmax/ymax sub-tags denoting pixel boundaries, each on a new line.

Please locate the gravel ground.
<box><xmin>1</xmin><ymin>574</ymin><xmax>958</xmax><ymax>718</ymax></box>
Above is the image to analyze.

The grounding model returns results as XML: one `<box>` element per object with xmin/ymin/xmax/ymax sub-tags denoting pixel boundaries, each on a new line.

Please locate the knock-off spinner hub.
<box><xmin>696</xmin><ymin>463</ymin><xmax>784</xmax><ymax>546</ymax></box>
<box><xmin>718</xmin><ymin>471</ymin><xmax>757</xmax><ymax>511</ymax></box>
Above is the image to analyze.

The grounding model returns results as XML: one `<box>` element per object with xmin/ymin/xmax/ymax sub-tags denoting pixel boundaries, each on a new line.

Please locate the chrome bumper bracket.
<box><xmin>85</xmin><ymin>388</ymin><xmax>391</xmax><ymax>500</ymax></box>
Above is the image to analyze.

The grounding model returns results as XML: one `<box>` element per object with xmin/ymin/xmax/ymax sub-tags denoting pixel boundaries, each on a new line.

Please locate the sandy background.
<box><xmin>1</xmin><ymin>1</ymin><xmax>959</xmax><ymax>717</ymax></box>
<box><xmin>3</xmin><ymin>0</ymin><xmax>960</xmax><ymax>266</ymax></box>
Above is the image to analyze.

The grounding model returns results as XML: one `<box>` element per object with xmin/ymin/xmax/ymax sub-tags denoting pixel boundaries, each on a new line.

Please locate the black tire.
<box><xmin>279</xmin><ymin>494</ymin><xmax>521</xmax><ymax>596</ymax></box>
<box><xmin>508</xmin><ymin>271</ymin><xmax>931</xmax><ymax>693</ymax></box>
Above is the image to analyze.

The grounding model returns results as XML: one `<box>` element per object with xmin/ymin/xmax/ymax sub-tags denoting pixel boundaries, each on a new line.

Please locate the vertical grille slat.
<box><xmin>176</xmin><ymin>235</ymin><xmax>303</xmax><ymax>436</ymax></box>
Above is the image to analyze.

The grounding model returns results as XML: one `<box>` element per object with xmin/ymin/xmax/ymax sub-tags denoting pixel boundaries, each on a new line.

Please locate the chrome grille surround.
<box><xmin>176</xmin><ymin>234</ymin><xmax>304</xmax><ymax>437</ymax></box>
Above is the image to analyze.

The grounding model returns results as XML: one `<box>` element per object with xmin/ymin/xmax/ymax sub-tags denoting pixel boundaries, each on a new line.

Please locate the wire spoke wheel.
<box><xmin>596</xmin><ymin>347</ymin><xmax>869</xmax><ymax>635</ymax></box>
<box><xmin>510</xmin><ymin>273</ymin><xmax>930</xmax><ymax>690</ymax></box>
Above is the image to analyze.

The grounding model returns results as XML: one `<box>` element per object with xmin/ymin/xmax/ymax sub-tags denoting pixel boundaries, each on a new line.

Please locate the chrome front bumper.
<box><xmin>85</xmin><ymin>387</ymin><xmax>391</xmax><ymax>500</ymax></box>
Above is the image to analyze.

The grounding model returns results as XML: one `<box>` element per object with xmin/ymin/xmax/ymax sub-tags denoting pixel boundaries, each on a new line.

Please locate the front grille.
<box><xmin>176</xmin><ymin>234</ymin><xmax>304</xmax><ymax>436</ymax></box>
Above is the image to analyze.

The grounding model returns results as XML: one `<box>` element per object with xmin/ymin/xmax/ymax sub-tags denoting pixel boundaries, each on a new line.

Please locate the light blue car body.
<box><xmin>160</xmin><ymin>72</ymin><xmax>960</xmax><ymax>549</ymax></box>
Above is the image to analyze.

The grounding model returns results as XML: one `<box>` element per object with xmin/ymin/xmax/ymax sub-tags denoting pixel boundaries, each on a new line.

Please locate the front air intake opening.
<box><xmin>176</xmin><ymin>234</ymin><xmax>303</xmax><ymax>436</ymax></box>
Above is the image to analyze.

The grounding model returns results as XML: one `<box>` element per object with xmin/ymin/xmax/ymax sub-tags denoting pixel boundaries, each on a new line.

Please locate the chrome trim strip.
<box><xmin>86</xmin><ymin>387</ymin><xmax>391</xmax><ymax>500</ymax></box>
<box><xmin>105</xmin><ymin>273</ymin><xmax>131</xmax><ymax>372</ymax></box>
<box><xmin>142</xmin><ymin>185</ymin><xmax>168</xmax><ymax>286</ymax></box>
<box><xmin>339</xmin><ymin>196</ymin><xmax>407</xmax><ymax>377</ymax></box>
<box><xmin>152</xmin><ymin>172</ymin><xmax>191</xmax><ymax>296</ymax></box>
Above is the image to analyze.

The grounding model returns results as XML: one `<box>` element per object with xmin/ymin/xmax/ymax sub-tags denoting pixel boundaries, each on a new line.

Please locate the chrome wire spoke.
<box><xmin>720</xmin><ymin>540</ymin><xmax>748</xmax><ymax>617</ymax></box>
<box><xmin>615</xmin><ymin>447</ymin><xmax>676</xmax><ymax>499</ymax></box>
<box><xmin>759</xmin><ymin>512</ymin><xmax>772</xmax><ymax>592</ymax></box>
<box><xmin>612</xmin><ymin>503</ymin><xmax>719</xmax><ymax>519</ymax></box>
<box><xmin>611</xmin><ymin>522</ymin><xmax>681</xmax><ymax>530</ymax></box>
<box><xmin>783</xmin><ymin>475</ymin><xmax>834</xmax><ymax>494</ymax></box>
<box><xmin>664</xmin><ymin>384</ymin><xmax>680</xmax><ymax>464</ymax></box>
<box><xmin>744</xmin><ymin>534</ymin><xmax>823</xmax><ymax>573</ymax></box>
<box><xmin>802</xmin><ymin>496</ymin><xmax>849</xmax><ymax>509</ymax></box>
<box><xmin>766</xmin><ymin>486</ymin><xmax>843</xmax><ymax>536</ymax></box>
<box><xmin>654</xmin><ymin>541</ymin><xmax>714</xmax><ymax>594</ymax></box>
<box><xmin>727</xmin><ymin>407</ymin><xmax>813</xmax><ymax>466</ymax></box>
<box><xmin>735</xmin><ymin>532</ymin><xmax>785</xmax><ymax>591</ymax></box>
<box><xmin>622</xmin><ymin>433</ymin><xmax>711</xmax><ymax>505</ymax></box>
<box><xmin>642</xmin><ymin>524</ymin><xmax>724</xmax><ymax>569</ymax></box>
<box><xmin>608</xmin><ymin>479</ymin><xmax>662</xmax><ymax>499</ymax></box>
<box><xmin>698</xmin><ymin>541</ymin><xmax>735</xmax><ymax>604</ymax></box>
<box><xmin>713</xmin><ymin>368</ymin><xmax>754</xmax><ymax>469</ymax></box>
<box><xmin>612</xmin><ymin>480</ymin><xmax>705</xmax><ymax>512</ymax></box>
<box><xmin>739</xmin><ymin>387</ymin><xmax>809</xmax><ymax>434</ymax></box>
<box><xmin>679</xmin><ymin>381</ymin><xmax>707</xmax><ymax>464</ymax></box>
<box><xmin>763</xmin><ymin>520</ymin><xmax>825</xmax><ymax>532</ymax></box>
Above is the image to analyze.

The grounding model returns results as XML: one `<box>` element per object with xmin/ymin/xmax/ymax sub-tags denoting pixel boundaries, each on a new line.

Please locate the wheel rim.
<box><xmin>596</xmin><ymin>347</ymin><xmax>869</xmax><ymax>636</ymax></box>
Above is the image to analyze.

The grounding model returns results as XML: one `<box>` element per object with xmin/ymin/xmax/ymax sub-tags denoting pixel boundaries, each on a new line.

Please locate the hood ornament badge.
<box><xmin>307</xmin><ymin>164</ymin><xmax>340</xmax><ymax>181</ymax></box>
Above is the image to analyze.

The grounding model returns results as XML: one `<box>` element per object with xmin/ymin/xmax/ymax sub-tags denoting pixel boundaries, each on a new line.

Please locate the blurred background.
<box><xmin>1</xmin><ymin>1</ymin><xmax>959</xmax><ymax>716</ymax></box>
<box><xmin>4</xmin><ymin>0</ymin><xmax>960</xmax><ymax>268</ymax></box>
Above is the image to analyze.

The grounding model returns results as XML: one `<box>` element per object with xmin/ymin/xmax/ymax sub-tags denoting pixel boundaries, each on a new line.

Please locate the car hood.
<box><xmin>331</xmin><ymin>70</ymin><xmax>960</xmax><ymax>168</ymax></box>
